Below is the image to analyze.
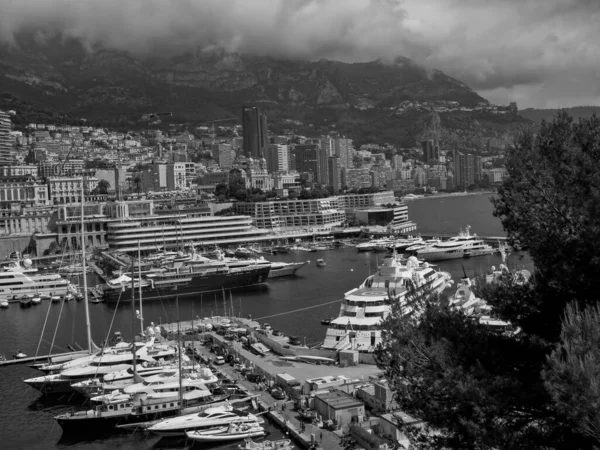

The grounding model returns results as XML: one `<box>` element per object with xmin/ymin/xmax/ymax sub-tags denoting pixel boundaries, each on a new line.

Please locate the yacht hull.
<box><xmin>56</xmin><ymin>409</ymin><xmax>183</xmax><ymax>434</ymax></box>
<box><xmin>56</xmin><ymin>396</ymin><xmax>230</xmax><ymax>434</ymax></box>
<box><xmin>418</xmin><ymin>248</ymin><xmax>495</xmax><ymax>261</ymax></box>
<box><xmin>26</xmin><ymin>378</ymin><xmax>82</xmax><ymax>395</ymax></box>
<box><xmin>268</xmin><ymin>262</ymin><xmax>307</xmax><ymax>279</ymax></box>
<box><xmin>103</xmin><ymin>266</ymin><xmax>270</xmax><ymax>303</ymax></box>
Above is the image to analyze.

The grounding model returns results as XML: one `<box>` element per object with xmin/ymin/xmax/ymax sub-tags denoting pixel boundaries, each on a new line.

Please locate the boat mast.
<box><xmin>177</xmin><ymin>295</ymin><xmax>183</xmax><ymax>414</ymax></box>
<box><xmin>80</xmin><ymin>176</ymin><xmax>92</xmax><ymax>354</ymax></box>
<box><xmin>138</xmin><ymin>240</ymin><xmax>144</xmax><ymax>335</ymax></box>
<box><xmin>131</xmin><ymin>262</ymin><xmax>137</xmax><ymax>380</ymax></box>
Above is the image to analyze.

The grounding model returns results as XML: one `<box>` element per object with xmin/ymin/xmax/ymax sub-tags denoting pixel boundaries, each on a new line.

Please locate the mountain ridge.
<box><xmin>519</xmin><ymin>106</ymin><xmax>600</xmax><ymax>123</ymax></box>
<box><xmin>0</xmin><ymin>33</ymin><xmax>529</xmax><ymax>150</ymax></box>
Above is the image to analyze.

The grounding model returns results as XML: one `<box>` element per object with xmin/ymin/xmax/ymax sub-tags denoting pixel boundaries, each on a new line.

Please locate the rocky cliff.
<box><xmin>0</xmin><ymin>33</ymin><xmax>529</xmax><ymax>149</ymax></box>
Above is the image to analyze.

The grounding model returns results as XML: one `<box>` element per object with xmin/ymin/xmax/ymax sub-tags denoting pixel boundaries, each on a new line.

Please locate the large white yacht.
<box><xmin>0</xmin><ymin>258</ymin><xmax>75</xmax><ymax>301</ymax></box>
<box><xmin>70</xmin><ymin>359</ymin><xmax>202</xmax><ymax>397</ymax></box>
<box><xmin>416</xmin><ymin>226</ymin><xmax>495</xmax><ymax>261</ymax></box>
<box><xmin>148</xmin><ymin>405</ymin><xmax>264</xmax><ymax>437</ymax></box>
<box><xmin>322</xmin><ymin>253</ymin><xmax>452</xmax><ymax>352</ymax></box>
<box><xmin>55</xmin><ymin>384</ymin><xmax>228</xmax><ymax>433</ymax></box>
<box><xmin>25</xmin><ymin>342</ymin><xmax>177</xmax><ymax>394</ymax></box>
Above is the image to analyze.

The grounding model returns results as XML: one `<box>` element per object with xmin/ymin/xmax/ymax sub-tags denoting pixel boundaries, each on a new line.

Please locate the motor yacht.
<box><xmin>416</xmin><ymin>226</ymin><xmax>495</xmax><ymax>261</ymax></box>
<box><xmin>148</xmin><ymin>405</ymin><xmax>263</xmax><ymax>437</ymax></box>
<box><xmin>55</xmin><ymin>386</ymin><xmax>228</xmax><ymax>433</ymax></box>
<box><xmin>322</xmin><ymin>253</ymin><xmax>452</xmax><ymax>352</ymax></box>
<box><xmin>25</xmin><ymin>343</ymin><xmax>176</xmax><ymax>394</ymax></box>
<box><xmin>185</xmin><ymin>420</ymin><xmax>265</xmax><ymax>443</ymax></box>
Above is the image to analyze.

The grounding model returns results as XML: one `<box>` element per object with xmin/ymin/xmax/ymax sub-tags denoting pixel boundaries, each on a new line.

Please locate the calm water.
<box><xmin>407</xmin><ymin>193</ymin><xmax>505</xmax><ymax>236</ymax></box>
<box><xmin>0</xmin><ymin>194</ymin><xmax>530</xmax><ymax>450</ymax></box>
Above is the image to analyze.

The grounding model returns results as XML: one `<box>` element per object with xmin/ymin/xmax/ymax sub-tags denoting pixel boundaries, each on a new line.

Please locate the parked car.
<box><xmin>214</xmin><ymin>356</ymin><xmax>225</xmax><ymax>365</ymax></box>
<box><xmin>270</xmin><ymin>387</ymin><xmax>286</xmax><ymax>400</ymax></box>
<box><xmin>246</xmin><ymin>373</ymin><xmax>262</xmax><ymax>383</ymax></box>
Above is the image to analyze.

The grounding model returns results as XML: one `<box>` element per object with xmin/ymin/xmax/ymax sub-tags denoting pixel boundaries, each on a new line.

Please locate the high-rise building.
<box><xmin>317</xmin><ymin>146</ymin><xmax>330</xmax><ymax>185</ymax></box>
<box><xmin>242</xmin><ymin>106</ymin><xmax>268</xmax><ymax>158</ymax></box>
<box><xmin>334</xmin><ymin>138</ymin><xmax>354</xmax><ymax>168</ymax></box>
<box><xmin>265</xmin><ymin>144</ymin><xmax>289</xmax><ymax>173</ymax></box>
<box><xmin>392</xmin><ymin>154</ymin><xmax>403</xmax><ymax>170</ymax></box>
<box><xmin>453</xmin><ymin>150</ymin><xmax>475</xmax><ymax>188</ymax></box>
<box><xmin>292</xmin><ymin>144</ymin><xmax>320</xmax><ymax>180</ymax></box>
<box><xmin>318</xmin><ymin>138</ymin><xmax>335</xmax><ymax>156</ymax></box>
<box><xmin>0</xmin><ymin>110</ymin><xmax>15</xmax><ymax>165</ymax></box>
<box><xmin>212</xmin><ymin>143</ymin><xmax>235</xmax><ymax>169</ymax></box>
<box><xmin>474</xmin><ymin>155</ymin><xmax>483</xmax><ymax>182</ymax></box>
<box><xmin>328</xmin><ymin>156</ymin><xmax>342</xmax><ymax>192</ymax></box>
<box><xmin>422</xmin><ymin>140</ymin><xmax>439</xmax><ymax>165</ymax></box>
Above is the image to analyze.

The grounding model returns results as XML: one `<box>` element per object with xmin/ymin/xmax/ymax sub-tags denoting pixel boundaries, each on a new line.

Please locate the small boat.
<box><xmin>0</xmin><ymin>300</ymin><xmax>9</xmax><ymax>309</ymax></box>
<box><xmin>273</xmin><ymin>246</ymin><xmax>289</xmax><ymax>254</ymax></box>
<box><xmin>64</xmin><ymin>293</ymin><xmax>75</xmax><ymax>302</ymax></box>
<box><xmin>51</xmin><ymin>295</ymin><xmax>61</xmax><ymax>303</ymax></box>
<box><xmin>249</xmin><ymin>343</ymin><xmax>269</xmax><ymax>357</ymax></box>
<box><xmin>19</xmin><ymin>296</ymin><xmax>32</xmax><ymax>308</ymax></box>
<box><xmin>320</xmin><ymin>318</ymin><xmax>334</xmax><ymax>325</ymax></box>
<box><xmin>316</xmin><ymin>259</ymin><xmax>326</xmax><ymax>267</ymax></box>
<box><xmin>186</xmin><ymin>421</ymin><xmax>265</xmax><ymax>443</ymax></box>
<box><xmin>32</xmin><ymin>295</ymin><xmax>42</xmax><ymax>305</ymax></box>
<box><xmin>239</xmin><ymin>438</ymin><xmax>293</xmax><ymax>450</ymax></box>
<box><xmin>234</xmin><ymin>247</ymin><xmax>253</xmax><ymax>259</ymax></box>
<box><xmin>13</xmin><ymin>350</ymin><xmax>27</xmax><ymax>359</ymax></box>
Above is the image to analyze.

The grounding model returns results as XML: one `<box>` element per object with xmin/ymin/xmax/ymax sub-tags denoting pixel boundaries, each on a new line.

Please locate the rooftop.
<box><xmin>380</xmin><ymin>412</ymin><xmax>423</xmax><ymax>427</ymax></box>
<box><xmin>316</xmin><ymin>390</ymin><xmax>364</xmax><ymax>410</ymax></box>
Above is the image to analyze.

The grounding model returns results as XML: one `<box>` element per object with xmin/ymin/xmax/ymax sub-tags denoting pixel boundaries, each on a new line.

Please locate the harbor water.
<box><xmin>0</xmin><ymin>193</ymin><xmax>532</xmax><ymax>449</ymax></box>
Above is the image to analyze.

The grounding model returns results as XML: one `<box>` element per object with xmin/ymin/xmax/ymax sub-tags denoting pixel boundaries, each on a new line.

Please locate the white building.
<box><xmin>266</xmin><ymin>144</ymin><xmax>289</xmax><ymax>173</ymax></box>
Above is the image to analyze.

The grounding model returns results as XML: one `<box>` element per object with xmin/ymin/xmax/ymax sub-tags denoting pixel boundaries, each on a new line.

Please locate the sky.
<box><xmin>1</xmin><ymin>0</ymin><xmax>599</xmax><ymax>109</ymax></box>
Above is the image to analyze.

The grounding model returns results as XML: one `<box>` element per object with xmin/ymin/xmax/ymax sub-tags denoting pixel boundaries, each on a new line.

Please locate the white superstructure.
<box><xmin>416</xmin><ymin>226</ymin><xmax>495</xmax><ymax>261</ymax></box>
<box><xmin>0</xmin><ymin>259</ymin><xmax>74</xmax><ymax>300</ymax></box>
<box><xmin>322</xmin><ymin>254</ymin><xmax>452</xmax><ymax>352</ymax></box>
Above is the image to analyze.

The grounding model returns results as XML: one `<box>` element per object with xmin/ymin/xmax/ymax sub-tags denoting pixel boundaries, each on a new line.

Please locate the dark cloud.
<box><xmin>0</xmin><ymin>0</ymin><xmax>598</xmax><ymax>107</ymax></box>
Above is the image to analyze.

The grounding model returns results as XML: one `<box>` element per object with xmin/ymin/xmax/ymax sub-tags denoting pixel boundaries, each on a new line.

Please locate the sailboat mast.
<box><xmin>80</xmin><ymin>176</ymin><xmax>92</xmax><ymax>354</ymax></box>
<box><xmin>138</xmin><ymin>240</ymin><xmax>144</xmax><ymax>334</ymax></box>
<box><xmin>131</xmin><ymin>262</ymin><xmax>137</xmax><ymax>379</ymax></box>
<box><xmin>176</xmin><ymin>295</ymin><xmax>183</xmax><ymax>414</ymax></box>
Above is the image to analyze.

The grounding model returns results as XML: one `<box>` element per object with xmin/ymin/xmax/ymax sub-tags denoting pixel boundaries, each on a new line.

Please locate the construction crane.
<box><xmin>203</xmin><ymin>118</ymin><xmax>237</xmax><ymax>147</ymax></box>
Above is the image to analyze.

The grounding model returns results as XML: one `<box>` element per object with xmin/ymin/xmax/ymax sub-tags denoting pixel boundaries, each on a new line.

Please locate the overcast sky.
<box><xmin>1</xmin><ymin>0</ymin><xmax>599</xmax><ymax>109</ymax></box>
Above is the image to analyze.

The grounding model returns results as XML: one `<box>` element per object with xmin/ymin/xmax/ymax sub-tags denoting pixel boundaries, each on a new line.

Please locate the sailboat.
<box><xmin>55</xmin><ymin>294</ymin><xmax>228</xmax><ymax>434</ymax></box>
<box><xmin>27</xmin><ymin>179</ymin><xmax>99</xmax><ymax>376</ymax></box>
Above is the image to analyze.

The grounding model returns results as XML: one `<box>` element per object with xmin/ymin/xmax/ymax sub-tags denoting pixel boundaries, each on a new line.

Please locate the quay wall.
<box><xmin>0</xmin><ymin>235</ymin><xmax>35</xmax><ymax>255</ymax></box>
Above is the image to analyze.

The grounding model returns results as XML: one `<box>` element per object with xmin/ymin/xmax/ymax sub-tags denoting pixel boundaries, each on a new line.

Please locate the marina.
<box><xmin>0</xmin><ymin>195</ymin><xmax>534</xmax><ymax>450</ymax></box>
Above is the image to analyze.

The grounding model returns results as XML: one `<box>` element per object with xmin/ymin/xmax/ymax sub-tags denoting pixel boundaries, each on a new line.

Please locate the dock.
<box><xmin>0</xmin><ymin>349</ymin><xmax>89</xmax><ymax>367</ymax></box>
<box><xmin>188</xmin><ymin>335</ymin><xmax>378</xmax><ymax>450</ymax></box>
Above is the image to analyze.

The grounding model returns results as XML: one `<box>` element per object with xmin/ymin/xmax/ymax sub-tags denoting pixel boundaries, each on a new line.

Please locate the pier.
<box><xmin>187</xmin><ymin>334</ymin><xmax>380</xmax><ymax>450</ymax></box>
<box><xmin>0</xmin><ymin>349</ymin><xmax>89</xmax><ymax>367</ymax></box>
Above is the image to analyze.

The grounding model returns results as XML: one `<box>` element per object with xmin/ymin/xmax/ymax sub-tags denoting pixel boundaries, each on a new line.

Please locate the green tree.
<box><xmin>214</xmin><ymin>183</ymin><xmax>228</xmax><ymax>198</ymax></box>
<box><xmin>543</xmin><ymin>303</ymin><xmax>600</xmax><ymax>445</ymax></box>
<box><xmin>96</xmin><ymin>179</ymin><xmax>110</xmax><ymax>194</ymax></box>
<box><xmin>492</xmin><ymin>112</ymin><xmax>600</xmax><ymax>341</ymax></box>
<box><xmin>132</xmin><ymin>176</ymin><xmax>142</xmax><ymax>194</ymax></box>
<box><xmin>376</xmin><ymin>112</ymin><xmax>600</xmax><ymax>449</ymax></box>
<box><xmin>376</xmin><ymin>293</ymin><xmax>558</xmax><ymax>450</ymax></box>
